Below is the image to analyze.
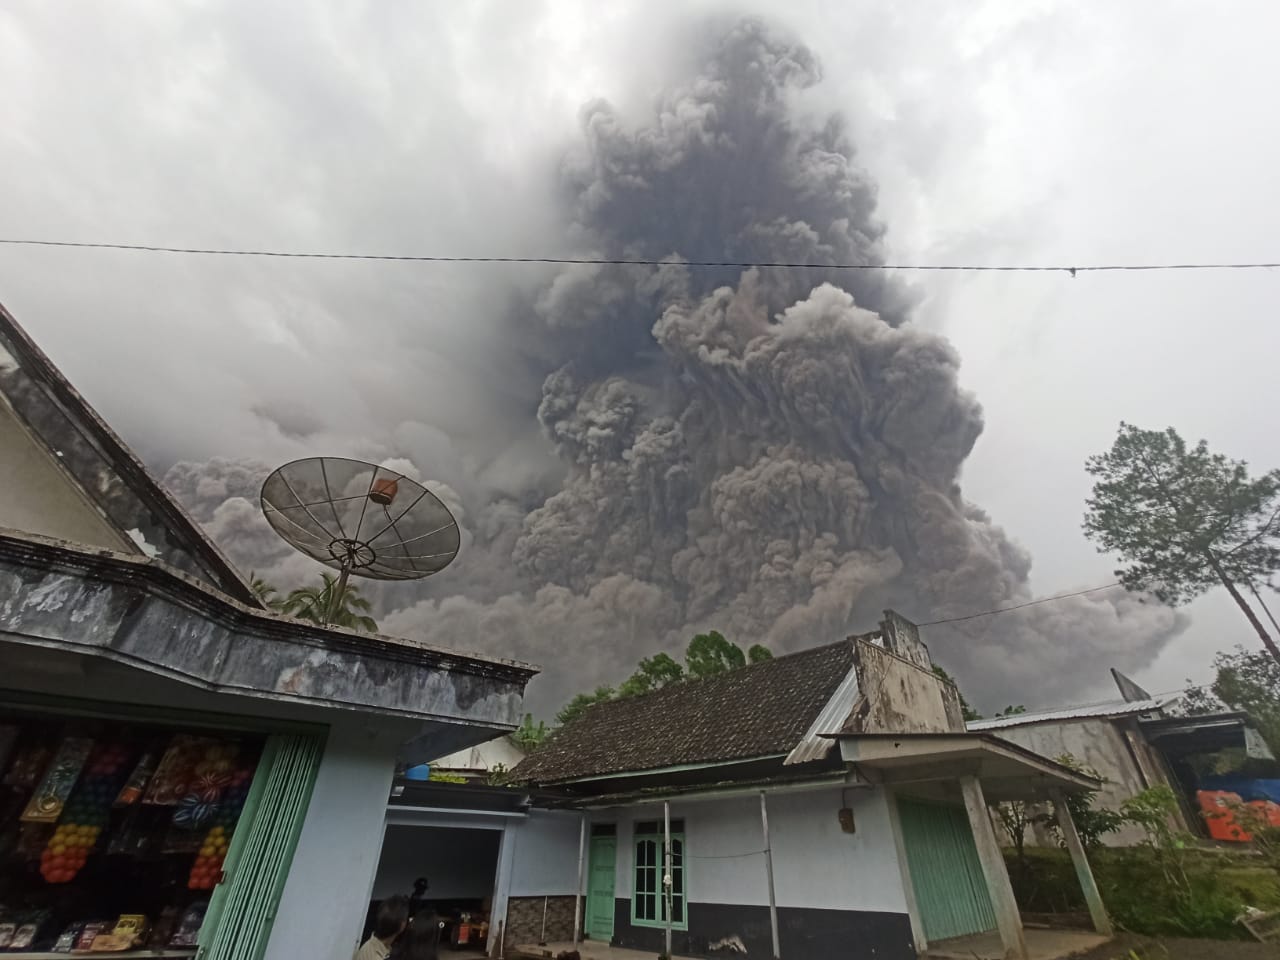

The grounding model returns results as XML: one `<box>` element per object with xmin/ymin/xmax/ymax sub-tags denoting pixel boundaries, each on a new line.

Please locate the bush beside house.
<box><xmin>1006</xmin><ymin>845</ymin><xmax>1280</xmax><ymax>939</ymax></box>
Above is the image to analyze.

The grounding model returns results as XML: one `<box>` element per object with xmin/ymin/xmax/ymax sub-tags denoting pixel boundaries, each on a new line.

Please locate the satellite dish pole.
<box><xmin>326</xmin><ymin>550</ymin><xmax>355</xmax><ymax>626</ymax></box>
<box><xmin>259</xmin><ymin>457</ymin><xmax>461</xmax><ymax>627</ymax></box>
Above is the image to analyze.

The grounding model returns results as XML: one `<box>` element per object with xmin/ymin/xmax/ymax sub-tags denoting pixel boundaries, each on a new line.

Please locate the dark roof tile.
<box><xmin>513</xmin><ymin>640</ymin><xmax>855</xmax><ymax>783</ymax></box>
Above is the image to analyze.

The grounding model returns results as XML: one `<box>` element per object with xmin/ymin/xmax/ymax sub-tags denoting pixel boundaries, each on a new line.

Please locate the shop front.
<box><xmin>0</xmin><ymin>533</ymin><xmax>537</xmax><ymax>960</ymax></box>
<box><xmin>0</xmin><ymin>699</ymin><xmax>307</xmax><ymax>955</ymax></box>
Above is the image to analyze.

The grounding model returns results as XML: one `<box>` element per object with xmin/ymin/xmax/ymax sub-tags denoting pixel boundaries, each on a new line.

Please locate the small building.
<box><xmin>0</xmin><ymin>301</ymin><xmax>537</xmax><ymax>960</ymax></box>
<box><xmin>483</xmin><ymin>613</ymin><xmax>1111</xmax><ymax>960</ymax></box>
<box><xmin>967</xmin><ymin>669</ymin><xmax>1277</xmax><ymax>846</ymax></box>
<box><xmin>425</xmin><ymin>736</ymin><xmax>527</xmax><ymax>783</ymax></box>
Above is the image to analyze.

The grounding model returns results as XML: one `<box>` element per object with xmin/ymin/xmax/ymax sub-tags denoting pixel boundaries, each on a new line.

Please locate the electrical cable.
<box><xmin>2</xmin><ymin>238</ymin><xmax>1279</xmax><ymax>273</ymax></box>
<box><xmin>916</xmin><ymin>583</ymin><xmax>1125</xmax><ymax>626</ymax></box>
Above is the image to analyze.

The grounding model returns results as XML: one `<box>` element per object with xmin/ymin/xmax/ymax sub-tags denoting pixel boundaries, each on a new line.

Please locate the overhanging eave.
<box><xmin>831</xmin><ymin>732</ymin><xmax>1101</xmax><ymax>801</ymax></box>
<box><xmin>0</xmin><ymin>529</ymin><xmax>537</xmax><ymax>730</ymax></box>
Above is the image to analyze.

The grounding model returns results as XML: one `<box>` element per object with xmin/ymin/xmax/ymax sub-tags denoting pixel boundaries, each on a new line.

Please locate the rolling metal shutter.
<box><xmin>198</xmin><ymin>732</ymin><xmax>326</xmax><ymax>960</ymax></box>
<box><xmin>897</xmin><ymin>797</ymin><xmax>997</xmax><ymax>943</ymax></box>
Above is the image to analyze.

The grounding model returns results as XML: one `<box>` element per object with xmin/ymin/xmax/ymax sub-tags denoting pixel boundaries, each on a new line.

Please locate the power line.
<box><xmin>917</xmin><ymin>582</ymin><xmax>1125</xmax><ymax>626</ymax></box>
<box><xmin>1</xmin><ymin>238</ymin><xmax>1279</xmax><ymax>273</ymax></box>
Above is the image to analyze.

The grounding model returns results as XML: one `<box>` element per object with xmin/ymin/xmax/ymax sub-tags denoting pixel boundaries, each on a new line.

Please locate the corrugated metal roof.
<box><xmin>966</xmin><ymin>696</ymin><xmax>1176</xmax><ymax>731</ymax></box>
<box><xmin>784</xmin><ymin>662</ymin><xmax>860</xmax><ymax>765</ymax></box>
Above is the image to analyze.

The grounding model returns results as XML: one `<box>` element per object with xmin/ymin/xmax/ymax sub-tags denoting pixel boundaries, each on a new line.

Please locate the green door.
<box><xmin>585</xmin><ymin>833</ymin><xmax>617</xmax><ymax>942</ymax></box>
<box><xmin>897</xmin><ymin>798</ymin><xmax>997</xmax><ymax>943</ymax></box>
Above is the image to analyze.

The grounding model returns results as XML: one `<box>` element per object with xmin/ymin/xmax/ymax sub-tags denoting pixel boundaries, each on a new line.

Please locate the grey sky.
<box><xmin>2</xmin><ymin>1</ymin><xmax>1278</xmax><ymax>712</ymax></box>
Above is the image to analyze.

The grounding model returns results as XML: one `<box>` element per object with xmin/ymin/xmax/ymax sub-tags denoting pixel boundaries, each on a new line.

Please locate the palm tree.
<box><xmin>279</xmin><ymin>572</ymin><xmax>379</xmax><ymax>633</ymax></box>
<box><xmin>248</xmin><ymin>572</ymin><xmax>284</xmax><ymax>611</ymax></box>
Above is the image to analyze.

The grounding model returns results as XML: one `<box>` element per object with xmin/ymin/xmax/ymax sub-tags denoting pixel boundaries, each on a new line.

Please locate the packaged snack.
<box><xmin>41</xmin><ymin>742</ymin><xmax>134</xmax><ymax>882</ymax></box>
<box><xmin>10</xmin><ymin>921</ymin><xmax>39</xmax><ymax>948</ymax></box>
<box><xmin>146</xmin><ymin>907</ymin><xmax>179</xmax><ymax>948</ymax></box>
<box><xmin>169</xmin><ymin>901</ymin><xmax>207</xmax><ymax>947</ymax></box>
<box><xmin>145</xmin><ymin>736</ymin><xmax>219</xmax><ymax>806</ymax></box>
<box><xmin>114</xmin><ymin>751</ymin><xmax>157</xmax><ymax>806</ymax></box>
<box><xmin>52</xmin><ymin>921</ymin><xmax>84</xmax><ymax>952</ymax></box>
<box><xmin>4</xmin><ymin>740</ymin><xmax>54</xmax><ymax>789</ymax></box>
<box><xmin>21</xmin><ymin>737</ymin><xmax>93</xmax><ymax>822</ymax></box>
<box><xmin>113</xmin><ymin>914</ymin><xmax>149</xmax><ymax>944</ymax></box>
<box><xmin>76</xmin><ymin>921</ymin><xmax>108</xmax><ymax>950</ymax></box>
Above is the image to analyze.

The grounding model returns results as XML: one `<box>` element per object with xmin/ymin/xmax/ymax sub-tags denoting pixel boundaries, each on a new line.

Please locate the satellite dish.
<box><xmin>260</xmin><ymin>457</ymin><xmax>460</xmax><ymax>624</ymax></box>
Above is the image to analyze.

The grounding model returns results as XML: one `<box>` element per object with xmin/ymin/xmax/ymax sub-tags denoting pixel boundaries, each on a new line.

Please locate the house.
<box><xmin>424</xmin><ymin>736</ymin><xmax>527</xmax><ymax>783</ymax></box>
<box><xmin>492</xmin><ymin>612</ymin><xmax>1111</xmax><ymax>960</ymax></box>
<box><xmin>0</xmin><ymin>301</ymin><xmax>537</xmax><ymax>960</ymax></box>
<box><xmin>968</xmin><ymin>669</ymin><xmax>1278</xmax><ymax>846</ymax></box>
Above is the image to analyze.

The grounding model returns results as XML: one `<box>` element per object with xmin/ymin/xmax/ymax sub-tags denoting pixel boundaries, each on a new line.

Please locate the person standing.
<box><xmin>388</xmin><ymin>918</ymin><xmax>439</xmax><ymax>960</ymax></box>
<box><xmin>356</xmin><ymin>896</ymin><xmax>410</xmax><ymax>960</ymax></box>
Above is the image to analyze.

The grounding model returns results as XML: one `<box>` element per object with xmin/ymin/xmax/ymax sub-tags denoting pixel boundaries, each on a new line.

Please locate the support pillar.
<box><xmin>1049</xmin><ymin>788</ymin><xmax>1113</xmax><ymax>936</ymax></box>
<box><xmin>959</xmin><ymin>776</ymin><xmax>1028</xmax><ymax>960</ymax></box>
<box><xmin>759</xmin><ymin>791</ymin><xmax>781</xmax><ymax>959</ymax></box>
<box><xmin>573</xmin><ymin>814</ymin><xmax>587</xmax><ymax>944</ymax></box>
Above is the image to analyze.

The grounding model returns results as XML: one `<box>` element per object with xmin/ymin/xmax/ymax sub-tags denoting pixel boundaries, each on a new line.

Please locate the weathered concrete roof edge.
<box><xmin>0</xmin><ymin>527</ymin><xmax>539</xmax><ymax>723</ymax></box>
<box><xmin>0</xmin><ymin>300</ymin><xmax>261</xmax><ymax>606</ymax></box>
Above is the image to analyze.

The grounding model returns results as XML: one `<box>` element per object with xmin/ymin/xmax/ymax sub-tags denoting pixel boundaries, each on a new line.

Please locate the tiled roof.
<box><xmin>966</xmin><ymin>696</ymin><xmax>1176</xmax><ymax>731</ymax></box>
<box><xmin>512</xmin><ymin>640</ymin><xmax>856</xmax><ymax>784</ymax></box>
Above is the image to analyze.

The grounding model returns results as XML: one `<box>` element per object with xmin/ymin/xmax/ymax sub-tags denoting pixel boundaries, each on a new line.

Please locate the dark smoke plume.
<box><xmin>167</xmin><ymin>19</ymin><xmax>1181</xmax><ymax>712</ymax></box>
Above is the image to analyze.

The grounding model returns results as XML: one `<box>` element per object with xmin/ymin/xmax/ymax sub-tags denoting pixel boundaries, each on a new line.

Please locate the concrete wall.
<box><xmin>371</xmin><ymin>825</ymin><xmax>500</xmax><ymax>900</ymax></box>
<box><xmin>988</xmin><ymin>718</ymin><xmax>1164</xmax><ymax>846</ymax></box>
<box><xmin>851</xmin><ymin>642</ymin><xmax>962</xmax><ymax>735</ymax></box>
<box><xmin>508</xmin><ymin>809</ymin><xmax>584</xmax><ymax>897</ymax></box>
<box><xmin>0</xmin><ymin>396</ymin><xmax>133</xmax><ymax>551</ymax></box>
<box><xmin>265</xmin><ymin>721</ymin><xmax>403</xmax><ymax>960</ymax></box>
<box><xmin>584</xmin><ymin>787</ymin><xmax>906</xmax><ymax>914</ymax></box>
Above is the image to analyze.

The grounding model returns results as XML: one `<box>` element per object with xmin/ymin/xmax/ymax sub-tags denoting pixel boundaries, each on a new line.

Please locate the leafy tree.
<box><xmin>280</xmin><ymin>572</ymin><xmax>379</xmax><ymax>632</ymax></box>
<box><xmin>932</xmin><ymin>664</ymin><xmax>981</xmax><ymax>722</ymax></box>
<box><xmin>510</xmin><ymin>714</ymin><xmax>549</xmax><ymax>752</ymax></box>
<box><xmin>618</xmin><ymin>653</ymin><xmax>685</xmax><ymax>697</ymax></box>
<box><xmin>1183</xmin><ymin>646</ymin><xmax>1280</xmax><ymax>755</ymax></box>
<box><xmin>1083</xmin><ymin>423</ymin><xmax>1280</xmax><ymax>661</ymax></box>
<box><xmin>1052</xmin><ymin>753</ymin><xmax>1125</xmax><ymax>849</ymax></box>
<box><xmin>249</xmin><ymin>572</ymin><xmax>283</xmax><ymax>611</ymax></box>
<box><xmin>991</xmin><ymin>801</ymin><xmax>1050</xmax><ymax>883</ymax></box>
<box><xmin>685</xmin><ymin>631</ymin><xmax>747</xmax><ymax>678</ymax></box>
<box><xmin>995</xmin><ymin>704</ymin><xmax>1027</xmax><ymax>717</ymax></box>
<box><xmin>555</xmin><ymin>686</ymin><xmax>615</xmax><ymax>726</ymax></box>
<box><xmin>554</xmin><ymin>632</ymin><xmax>772</xmax><ymax>728</ymax></box>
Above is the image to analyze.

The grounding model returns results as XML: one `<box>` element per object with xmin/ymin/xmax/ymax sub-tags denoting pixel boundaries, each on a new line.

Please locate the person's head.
<box><xmin>374</xmin><ymin>895</ymin><xmax>410</xmax><ymax>943</ymax></box>
<box><xmin>388</xmin><ymin>918</ymin><xmax>438</xmax><ymax>960</ymax></box>
<box><xmin>411</xmin><ymin>877</ymin><xmax>428</xmax><ymax>896</ymax></box>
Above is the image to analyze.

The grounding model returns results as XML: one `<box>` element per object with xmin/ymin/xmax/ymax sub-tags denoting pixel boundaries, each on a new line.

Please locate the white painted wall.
<box><xmin>507</xmin><ymin>809</ymin><xmax>584</xmax><ymax>897</ymax></box>
<box><xmin>430</xmin><ymin>736</ymin><xmax>526</xmax><ymax>773</ymax></box>
<box><xmin>0</xmin><ymin>397</ymin><xmax>133</xmax><ymax>551</ymax></box>
<box><xmin>371</xmin><ymin>825</ymin><xmax>500</xmax><ymax>900</ymax></box>
<box><xmin>578</xmin><ymin>786</ymin><xmax>907</xmax><ymax>915</ymax></box>
<box><xmin>264</xmin><ymin>721</ymin><xmax>402</xmax><ymax>960</ymax></box>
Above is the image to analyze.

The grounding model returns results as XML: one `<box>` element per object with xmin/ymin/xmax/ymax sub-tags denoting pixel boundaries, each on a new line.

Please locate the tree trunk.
<box><xmin>1206</xmin><ymin>553</ymin><xmax>1280</xmax><ymax>663</ymax></box>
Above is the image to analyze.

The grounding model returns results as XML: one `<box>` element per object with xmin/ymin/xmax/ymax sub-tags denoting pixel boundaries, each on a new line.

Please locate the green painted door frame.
<box><xmin>897</xmin><ymin>797</ymin><xmax>997</xmax><ymax>943</ymax></box>
<box><xmin>585</xmin><ymin>835</ymin><xmax>617</xmax><ymax>942</ymax></box>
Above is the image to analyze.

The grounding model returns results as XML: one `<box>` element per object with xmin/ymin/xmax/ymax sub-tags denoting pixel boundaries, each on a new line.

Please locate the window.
<box><xmin>631</xmin><ymin>820</ymin><xmax>687</xmax><ymax>930</ymax></box>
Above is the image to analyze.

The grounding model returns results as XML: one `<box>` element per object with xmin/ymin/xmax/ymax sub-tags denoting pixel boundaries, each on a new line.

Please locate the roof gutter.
<box><xmin>540</xmin><ymin>752</ymin><xmax>790</xmax><ymax>787</ymax></box>
<box><xmin>567</xmin><ymin>770</ymin><xmax>869</xmax><ymax>809</ymax></box>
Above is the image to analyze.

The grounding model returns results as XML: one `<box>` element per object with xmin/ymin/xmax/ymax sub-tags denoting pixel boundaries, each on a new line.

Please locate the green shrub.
<box><xmin>1005</xmin><ymin>846</ymin><xmax>1264</xmax><ymax>940</ymax></box>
